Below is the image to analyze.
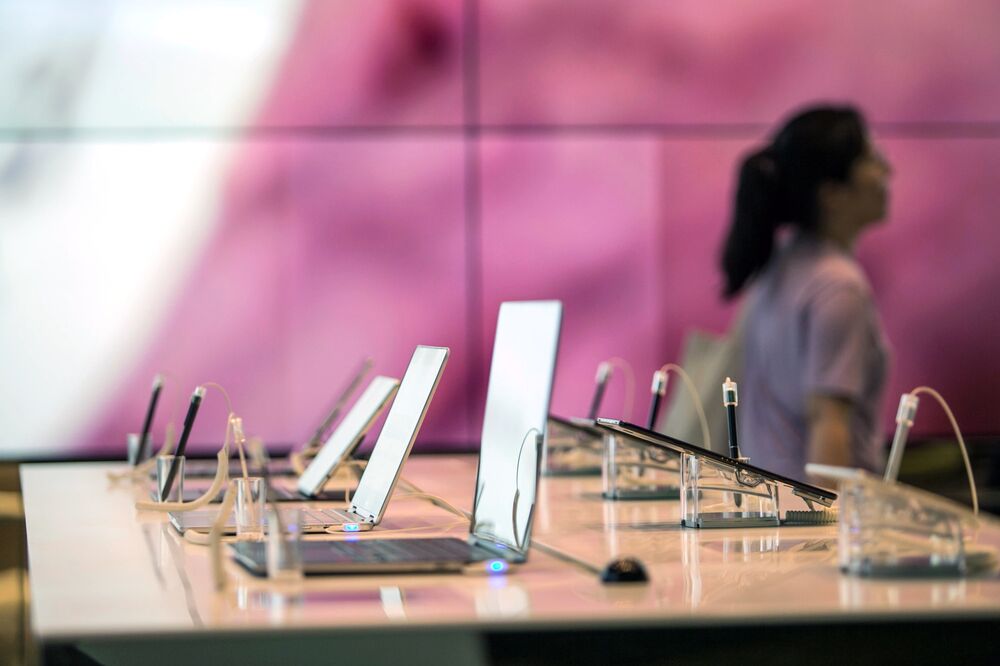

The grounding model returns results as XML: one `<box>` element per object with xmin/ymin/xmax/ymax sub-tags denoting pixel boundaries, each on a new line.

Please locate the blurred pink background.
<box><xmin>3</xmin><ymin>1</ymin><xmax>998</xmax><ymax>456</ymax></box>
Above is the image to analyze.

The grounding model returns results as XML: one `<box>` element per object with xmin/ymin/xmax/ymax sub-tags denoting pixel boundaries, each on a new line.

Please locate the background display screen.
<box><xmin>2</xmin><ymin>1</ymin><xmax>998</xmax><ymax>458</ymax></box>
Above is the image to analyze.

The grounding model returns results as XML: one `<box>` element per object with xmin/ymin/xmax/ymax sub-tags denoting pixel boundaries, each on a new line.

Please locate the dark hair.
<box><xmin>720</xmin><ymin>105</ymin><xmax>868</xmax><ymax>298</ymax></box>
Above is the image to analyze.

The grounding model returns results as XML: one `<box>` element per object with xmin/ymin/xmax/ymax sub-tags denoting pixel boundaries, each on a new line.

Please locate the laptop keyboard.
<box><xmin>273</xmin><ymin>487</ymin><xmax>352</xmax><ymax>502</ymax></box>
<box><xmin>284</xmin><ymin>507</ymin><xmax>354</xmax><ymax>526</ymax></box>
<box><xmin>301</xmin><ymin>538</ymin><xmax>479</xmax><ymax>564</ymax></box>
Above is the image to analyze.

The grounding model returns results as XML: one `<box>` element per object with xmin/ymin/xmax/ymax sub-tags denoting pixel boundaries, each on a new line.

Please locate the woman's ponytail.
<box><xmin>721</xmin><ymin>147</ymin><xmax>782</xmax><ymax>298</ymax></box>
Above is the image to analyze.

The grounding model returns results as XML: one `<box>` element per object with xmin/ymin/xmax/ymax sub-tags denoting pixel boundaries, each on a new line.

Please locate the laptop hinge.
<box><xmin>348</xmin><ymin>507</ymin><xmax>377</xmax><ymax>523</ymax></box>
<box><xmin>468</xmin><ymin>534</ymin><xmax>525</xmax><ymax>562</ymax></box>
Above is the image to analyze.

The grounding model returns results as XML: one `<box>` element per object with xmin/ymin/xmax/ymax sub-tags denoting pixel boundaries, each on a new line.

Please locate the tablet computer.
<box><xmin>596</xmin><ymin>418</ymin><xmax>836</xmax><ymax>504</ymax></box>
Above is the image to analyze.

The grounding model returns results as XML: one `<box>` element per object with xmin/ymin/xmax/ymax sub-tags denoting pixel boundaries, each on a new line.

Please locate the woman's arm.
<box><xmin>802</xmin><ymin>281</ymin><xmax>873</xmax><ymax>481</ymax></box>
<box><xmin>806</xmin><ymin>394</ymin><xmax>853</xmax><ymax>470</ymax></box>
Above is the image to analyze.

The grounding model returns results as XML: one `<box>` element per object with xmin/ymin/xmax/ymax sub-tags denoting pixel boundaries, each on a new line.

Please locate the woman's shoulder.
<box><xmin>786</xmin><ymin>237</ymin><xmax>871</xmax><ymax>301</ymax></box>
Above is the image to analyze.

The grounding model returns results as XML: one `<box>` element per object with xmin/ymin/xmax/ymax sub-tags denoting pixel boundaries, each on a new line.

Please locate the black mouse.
<box><xmin>600</xmin><ymin>556</ymin><xmax>649</xmax><ymax>584</ymax></box>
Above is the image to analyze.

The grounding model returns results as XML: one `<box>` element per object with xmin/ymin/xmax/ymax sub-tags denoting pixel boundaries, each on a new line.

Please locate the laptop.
<box><xmin>294</xmin><ymin>375</ymin><xmax>399</xmax><ymax>498</ymax></box>
<box><xmin>230</xmin><ymin>300</ymin><xmax>563</xmax><ymax>575</ymax></box>
<box><xmin>169</xmin><ymin>375</ymin><xmax>398</xmax><ymax>503</ymax></box>
<box><xmin>169</xmin><ymin>346</ymin><xmax>447</xmax><ymax>535</ymax></box>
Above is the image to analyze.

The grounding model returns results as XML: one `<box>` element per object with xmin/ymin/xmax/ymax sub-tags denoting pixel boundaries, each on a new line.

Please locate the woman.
<box><xmin>721</xmin><ymin>105</ymin><xmax>891</xmax><ymax>481</ymax></box>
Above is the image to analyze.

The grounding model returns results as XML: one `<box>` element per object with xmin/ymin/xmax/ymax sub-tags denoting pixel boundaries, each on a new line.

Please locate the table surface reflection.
<box><xmin>21</xmin><ymin>455</ymin><xmax>1000</xmax><ymax>642</ymax></box>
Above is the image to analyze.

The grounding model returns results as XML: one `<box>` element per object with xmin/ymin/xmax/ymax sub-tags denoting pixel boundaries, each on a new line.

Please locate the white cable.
<box><xmin>397</xmin><ymin>475</ymin><xmax>420</xmax><ymax>493</ymax></box>
<box><xmin>910</xmin><ymin>386</ymin><xmax>978</xmax><ymax>516</ymax></box>
<box><xmin>530</xmin><ymin>539</ymin><xmax>602</xmax><ymax>576</ymax></box>
<box><xmin>233</xmin><ymin>418</ymin><xmax>250</xmax><ymax>485</ymax></box>
<box><xmin>183</xmin><ymin>529</ymin><xmax>212</xmax><ymax>546</ymax></box>
<box><xmin>209</xmin><ymin>480</ymin><xmax>238</xmax><ymax>590</ymax></box>
<box><xmin>201</xmin><ymin>381</ymin><xmax>234</xmax><ymax>415</ymax></box>
<box><xmin>396</xmin><ymin>476</ymin><xmax>473</xmax><ymax>520</ymax></box>
<box><xmin>657</xmin><ymin>363</ymin><xmax>712</xmax><ymax>450</ymax></box>
<box><xmin>201</xmin><ymin>383</ymin><xmax>251</xmax><ymax>487</ymax></box>
<box><xmin>396</xmin><ymin>492</ymin><xmax>471</xmax><ymax>520</ymax></box>
<box><xmin>605</xmin><ymin>357</ymin><xmax>636</xmax><ymax>421</ymax></box>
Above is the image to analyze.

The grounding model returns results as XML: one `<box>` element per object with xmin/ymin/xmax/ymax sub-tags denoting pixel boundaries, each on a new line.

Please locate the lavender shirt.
<box><xmin>739</xmin><ymin>234</ymin><xmax>889</xmax><ymax>481</ymax></box>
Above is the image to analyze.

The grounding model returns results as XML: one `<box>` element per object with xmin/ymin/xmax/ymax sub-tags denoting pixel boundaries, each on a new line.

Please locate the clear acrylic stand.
<box><xmin>543</xmin><ymin>416</ymin><xmax>603</xmax><ymax>476</ymax></box>
<box><xmin>601</xmin><ymin>433</ymin><xmax>680</xmax><ymax>500</ymax></box>
<box><xmin>834</xmin><ymin>469</ymin><xmax>998</xmax><ymax>578</ymax></box>
<box><xmin>680</xmin><ymin>453</ymin><xmax>780</xmax><ymax>528</ymax></box>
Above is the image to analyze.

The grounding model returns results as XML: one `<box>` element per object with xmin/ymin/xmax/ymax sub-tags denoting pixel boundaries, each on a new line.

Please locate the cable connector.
<box><xmin>722</xmin><ymin>377</ymin><xmax>738</xmax><ymax>407</ymax></box>
<box><xmin>588</xmin><ymin>361</ymin><xmax>614</xmax><ymax>420</ymax></box>
<box><xmin>895</xmin><ymin>393</ymin><xmax>919</xmax><ymax>428</ymax></box>
<box><xmin>651</xmin><ymin>370</ymin><xmax>668</xmax><ymax>396</ymax></box>
<box><xmin>595</xmin><ymin>361</ymin><xmax>611</xmax><ymax>384</ymax></box>
<box><xmin>646</xmin><ymin>370</ymin><xmax>670</xmax><ymax>430</ymax></box>
<box><xmin>230</xmin><ymin>415</ymin><xmax>245</xmax><ymax>444</ymax></box>
<box><xmin>885</xmin><ymin>393</ymin><xmax>919</xmax><ymax>484</ymax></box>
<box><xmin>884</xmin><ymin>386</ymin><xmax>977</xmax><ymax>515</ymax></box>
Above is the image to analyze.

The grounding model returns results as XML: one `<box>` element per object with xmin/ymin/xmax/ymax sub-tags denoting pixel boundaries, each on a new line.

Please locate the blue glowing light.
<box><xmin>344</xmin><ymin>523</ymin><xmax>361</xmax><ymax>532</ymax></box>
<box><xmin>488</xmin><ymin>560</ymin><xmax>507</xmax><ymax>573</ymax></box>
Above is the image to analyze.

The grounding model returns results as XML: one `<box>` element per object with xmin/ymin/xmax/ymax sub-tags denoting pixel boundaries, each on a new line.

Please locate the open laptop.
<box><xmin>230</xmin><ymin>300</ymin><xmax>563</xmax><ymax>575</ymax></box>
<box><xmin>294</xmin><ymin>375</ymin><xmax>398</xmax><ymax>498</ymax></box>
<box><xmin>167</xmin><ymin>375</ymin><xmax>399</xmax><ymax>504</ymax></box>
<box><xmin>169</xmin><ymin>346</ymin><xmax>447</xmax><ymax>535</ymax></box>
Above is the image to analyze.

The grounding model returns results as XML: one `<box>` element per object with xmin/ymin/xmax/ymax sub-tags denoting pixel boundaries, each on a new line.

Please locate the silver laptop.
<box><xmin>170</xmin><ymin>347</ymin><xmax>447</xmax><ymax>534</ymax></box>
<box><xmin>230</xmin><ymin>300</ymin><xmax>563</xmax><ymax>574</ymax></box>
<box><xmin>295</xmin><ymin>375</ymin><xmax>399</xmax><ymax>498</ymax></box>
<box><xmin>170</xmin><ymin>375</ymin><xmax>398</xmax><ymax>504</ymax></box>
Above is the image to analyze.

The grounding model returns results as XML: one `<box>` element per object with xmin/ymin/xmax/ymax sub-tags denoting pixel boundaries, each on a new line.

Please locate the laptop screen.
<box><xmin>471</xmin><ymin>301</ymin><xmax>562</xmax><ymax>555</ymax></box>
<box><xmin>296</xmin><ymin>375</ymin><xmax>399</xmax><ymax>498</ymax></box>
<box><xmin>350</xmin><ymin>346</ymin><xmax>449</xmax><ymax>522</ymax></box>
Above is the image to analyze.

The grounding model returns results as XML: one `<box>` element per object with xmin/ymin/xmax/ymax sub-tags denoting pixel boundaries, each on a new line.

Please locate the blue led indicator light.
<box><xmin>344</xmin><ymin>523</ymin><xmax>361</xmax><ymax>532</ymax></box>
<box><xmin>488</xmin><ymin>560</ymin><xmax>507</xmax><ymax>573</ymax></box>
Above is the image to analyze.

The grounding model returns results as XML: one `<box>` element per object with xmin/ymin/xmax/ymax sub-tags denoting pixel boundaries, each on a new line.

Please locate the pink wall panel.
<box><xmin>82</xmin><ymin>138</ymin><xmax>470</xmax><ymax>455</ymax></box>
<box><xmin>654</xmin><ymin>139</ymin><xmax>752</xmax><ymax>337</ymax></box>
<box><xmin>859</xmin><ymin>138</ymin><xmax>1000</xmax><ymax>435</ymax></box>
<box><xmin>479</xmin><ymin>138</ymin><xmax>665</xmax><ymax>424</ymax></box>
<box><xmin>81</xmin><ymin>142</ymin><xmax>297</xmax><ymax>455</ymax></box>
<box><xmin>258</xmin><ymin>0</ymin><xmax>464</xmax><ymax>127</ymax></box>
<box><xmin>281</xmin><ymin>138</ymin><xmax>472</xmax><ymax>447</ymax></box>
<box><xmin>480</xmin><ymin>0</ymin><xmax>1000</xmax><ymax>125</ymax></box>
